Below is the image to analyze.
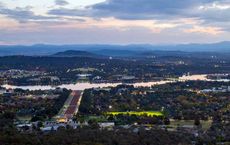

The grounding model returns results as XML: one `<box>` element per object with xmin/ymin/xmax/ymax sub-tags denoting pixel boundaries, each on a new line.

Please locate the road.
<box><xmin>56</xmin><ymin>90</ymin><xmax>82</xmax><ymax>122</ymax></box>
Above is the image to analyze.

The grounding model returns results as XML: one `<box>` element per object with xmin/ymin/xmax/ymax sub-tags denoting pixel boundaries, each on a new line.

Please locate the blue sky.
<box><xmin>0</xmin><ymin>0</ymin><xmax>229</xmax><ymax>45</ymax></box>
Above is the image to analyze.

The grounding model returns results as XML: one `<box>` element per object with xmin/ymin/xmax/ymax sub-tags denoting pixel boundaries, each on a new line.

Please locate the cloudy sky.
<box><xmin>0</xmin><ymin>0</ymin><xmax>229</xmax><ymax>45</ymax></box>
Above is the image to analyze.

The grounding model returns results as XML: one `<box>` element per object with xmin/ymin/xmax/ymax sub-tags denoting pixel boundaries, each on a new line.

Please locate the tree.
<box><xmin>88</xmin><ymin>119</ymin><xmax>99</xmax><ymax>129</ymax></box>
<box><xmin>194</xmin><ymin>118</ymin><xmax>200</xmax><ymax>126</ymax></box>
<box><xmin>164</xmin><ymin>117</ymin><xmax>170</xmax><ymax>125</ymax></box>
<box><xmin>37</xmin><ymin>121</ymin><xmax>43</xmax><ymax>129</ymax></box>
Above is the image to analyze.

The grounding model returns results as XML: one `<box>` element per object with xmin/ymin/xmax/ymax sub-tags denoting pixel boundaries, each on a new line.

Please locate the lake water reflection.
<box><xmin>1</xmin><ymin>74</ymin><xmax>211</xmax><ymax>91</ymax></box>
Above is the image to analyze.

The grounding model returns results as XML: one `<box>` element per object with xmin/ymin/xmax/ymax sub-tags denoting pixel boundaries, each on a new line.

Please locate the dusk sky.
<box><xmin>0</xmin><ymin>0</ymin><xmax>230</xmax><ymax>45</ymax></box>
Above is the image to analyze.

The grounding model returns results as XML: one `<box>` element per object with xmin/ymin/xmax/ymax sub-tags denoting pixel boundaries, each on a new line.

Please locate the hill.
<box><xmin>53</xmin><ymin>50</ymin><xmax>101</xmax><ymax>58</ymax></box>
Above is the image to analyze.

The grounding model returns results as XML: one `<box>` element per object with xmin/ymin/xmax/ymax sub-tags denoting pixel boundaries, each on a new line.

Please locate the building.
<box><xmin>99</xmin><ymin>122</ymin><xmax>115</xmax><ymax>129</ymax></box>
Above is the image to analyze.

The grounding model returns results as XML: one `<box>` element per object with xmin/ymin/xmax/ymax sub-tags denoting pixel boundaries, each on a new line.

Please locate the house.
<box><xmin>99</xmin><ymin>122</ymin><xmax>115</xmax><ymax>128</ymax></box>
<box><xmin>41</xmin><ymin>121</ymin><xmax>78</xmax><ymax>132</ymax></box>
<box><xmin>16</xmin><ymin>124</ymin><xmax>33</xmax><ymax>132</ymax></box>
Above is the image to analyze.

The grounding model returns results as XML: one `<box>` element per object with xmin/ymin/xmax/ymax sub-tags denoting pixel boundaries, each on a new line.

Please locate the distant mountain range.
<box><xmin>0</xmin><ymin>41</ymin><xmax>229</xmax><ymax>56</ymax></box>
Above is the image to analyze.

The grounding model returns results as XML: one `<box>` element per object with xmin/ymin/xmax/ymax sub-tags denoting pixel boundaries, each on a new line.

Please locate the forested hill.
<box><xmin>53</xmin><ymin>50</ymin><xmax>102</xmax><ymax>58</ymax></box>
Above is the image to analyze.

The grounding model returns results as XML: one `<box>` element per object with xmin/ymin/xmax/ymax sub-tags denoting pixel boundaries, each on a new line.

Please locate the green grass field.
<box><xmin>105</xmin><ymin>111</ymin><xmax>164</xmax><ymax>117</ymax></box>
<box><xmin>17</xmin><ymin>115</ymin><xmax>32</xmax><ymax>122</ymax></box>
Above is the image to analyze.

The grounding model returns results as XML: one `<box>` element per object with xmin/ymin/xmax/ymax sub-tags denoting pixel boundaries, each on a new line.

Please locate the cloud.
<box><xmin>55</xmin><ymin>0</ymin><xmax>69</xmax><ymax>6</ymax></box>
<box><xmin>195</xmin><ymin>2</ymin><xmax>230</xmax><ymax>22</ymax></box>
<box><xmin>47</xmin><ymin>0</ymin><xmax>230</xmax><ymax>33</ymax></box>
<box><xmin>0</xmin><ymin>2</ymin><xmax>83</xmax><ymax>23</ymax></box>
<box><xmin>1</xmin><ymin>22</ymin><xmax>228</xmax><ymax>45</ymax></box>
<box><xmin>91</xmin><ymin>0</ymin><xmax>208</xmax><ymax>17</ymax></box>
<box><xmin>91</xmin><ymin>0</ymin><xmax>230</xmax><ymax>21</ymax></box>
<box><xmin>48</xmin><ymin>0</ymin><xmax>230</xmax><ymax>24</ymax></box>
<box><xmin>0</xmin><ymin>5</ymin><xmax>55</xmax><ymax>22</ymax></box>
<box><xmin>183</xmin><ymin>26</ymin><xmax>223</xmax><ymax>35</ymax></box>
<box><xmin>49</xmin><ymin>0</ymin><xmax>213</xmax><ymax>18</ymax></box>
<box><xmin>49</xmin><ymin>8</ymin><xmax>90</xmax><ymax>17</ymax></box>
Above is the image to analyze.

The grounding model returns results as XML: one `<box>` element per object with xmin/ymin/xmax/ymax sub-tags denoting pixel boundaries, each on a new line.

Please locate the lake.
<box><xmin>1</xmin><ymin>74</ymin><xmax>215</xmax><ymax>91</ymax></box>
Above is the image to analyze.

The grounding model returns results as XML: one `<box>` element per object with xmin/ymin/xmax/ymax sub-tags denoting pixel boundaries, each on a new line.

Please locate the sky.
<box><xmin>0</xmin><ymin>0</ymin><xmax>229</xmax><ymax>45</ymax></box>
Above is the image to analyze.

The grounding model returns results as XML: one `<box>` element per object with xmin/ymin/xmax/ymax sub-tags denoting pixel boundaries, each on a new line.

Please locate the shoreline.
<box><xmin>1</xmin><ymin>74</ymin><xmax>214</xmax><ymax>91</ymax></box>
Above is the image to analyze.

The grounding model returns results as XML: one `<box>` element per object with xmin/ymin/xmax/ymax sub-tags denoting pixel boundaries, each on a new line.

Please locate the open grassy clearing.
<box><xmin>17</xmin><ymin>115</ymin><xmax>32</xmax><ymax>122</ymax></box>
<box><xmin>105</xmin><ymin>111</ymin><xmax>164</xmax><ymax>117</ymax></box>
